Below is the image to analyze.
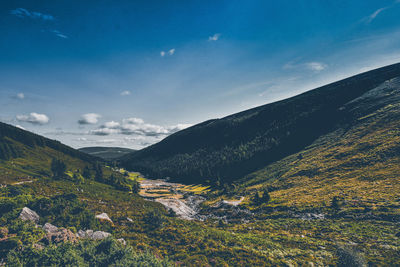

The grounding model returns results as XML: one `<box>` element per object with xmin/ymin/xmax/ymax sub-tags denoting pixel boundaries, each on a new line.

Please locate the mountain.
<box><xmin>79</xmin><ymin>147</ymin><xmax>136</xmax><ymax>161</ymax></box>
<box><xmin>120</xmin><ymin>63</ymin><xmax>400</xmax><ymax>184</ymax></box>
<box><xmin>0</xmin><ymin>122</ymin><xmax>99</xmax><ymax>184</ymax></box>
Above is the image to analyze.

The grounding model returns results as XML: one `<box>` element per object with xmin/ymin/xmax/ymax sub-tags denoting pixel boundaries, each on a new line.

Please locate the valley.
<box><xmin>1</xmin><ymin>64</ymin><xmax>400</xmax><ymax>265</ymax></box>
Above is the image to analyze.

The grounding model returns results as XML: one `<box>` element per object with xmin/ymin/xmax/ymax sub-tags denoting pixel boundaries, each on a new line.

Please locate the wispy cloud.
<box><xmin>365</xmin><ymin>7</ymin><xmax>387</xmax><ymax>23</ymax></box>
<box><xmin>283</xmin><ymin>60</ymin><xmax>327</xmax><ymax>72</ymax></box>
<box><xmin>10</xmin><ymin>8</ymin><xmax>68</xmax><ymax>39</ymax></box>
<box><xmin>305</xmin><ymin>62</ymin><xmax>327</xmax><ymax>72</ymax></box>
<box><xmin>120</xmin><ymin>90</ymin><xmax>131</xmax><ymax>96</ymax></box>
<box><xmin>78</xmin><ymin>113</ymin><xmax>101</xmax><ymax>125</ymax></box>
<box><xmin>160</xmin><ymin>51</ymin><xmax>166</xmax><ymax>57</ymax></box>
<box><xmin>16</xmin><ymin>112</ymin><xmax>49</xmax><ymax>125</ymax></box>
<box><xmin>362</xmin><ymin>1</ymin><xmax>400</xmax><ymax>24</ymax></box>
<box><xmin>10</xmin><ymin>8</ymin><xmax>54</xmax><ymax>21</ymax></box>
<box><xmin>16</xmin><ymin>93</ymin><xmax>24</xmax><ymax>99</ymax></box>
<box><xmin>208</xmin><ymin>33</ymin><xmax>221</xmax><ymax>41</ymax></box>
<box><xmin>51</xmin><ymin>30</ymin><xmax>68</xmax><ymax>39</ymax></box>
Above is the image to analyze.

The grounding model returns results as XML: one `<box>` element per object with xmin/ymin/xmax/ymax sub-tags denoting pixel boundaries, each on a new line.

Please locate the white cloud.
<box><xmin>16</xmin><ymin>93</ymin><xmax>24</xmax><ymax>99</ymax></box>
<box><xmin>103</xmin><ymin>121</ymin><xmax>120</xmax><ymax>128</ymax></box>
<box><xmin>161</xmin><ymin>49</ymin><xmax>175</xmax><ymax>57</ymax></box>
<box><xmin>90</xmin><ymin>117</ymin><xmax>192</xmax><ymax>138</ymax></box>
<box><xmin>305</xmin><ymin>62</ymin><xmax>327</xmax><ymax>72</ymax></box>
<box><xmin>52</xmin><ymin>30</ymin><xmax>68</xmax><ymax>39</ymax></box>
<box><xmin>10</xmin><ymin>8</ymin><xmax>54</xmax><ymax>21</ymax></box>
<box><xmin>78</xmin><ymin>113</ymin><xmax>101</xmax><ymax>125</ymax></box>
<box><xmin>122</xmin><ymin>117</ymin><xmax>145</xmax><ymax>124</ymax></box>
<box><xmin>120</xmin><ymin>90</ymin><xmax>131</xmax><ymax>96</ymax></box>
<box><xmin>16</xmin><ymin>112</ymin><xmax>49</xmax><ymax>125</ymax></box>
<box><xmin>208</xmin><ymin>33</ymin><xmax>221</xmax><ymax>41</ymax></box>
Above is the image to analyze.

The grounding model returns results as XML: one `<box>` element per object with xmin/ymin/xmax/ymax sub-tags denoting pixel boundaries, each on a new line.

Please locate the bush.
<box><xmin>6</xmin><ymin>238</ymin><xmax>173</xmax><ymax>266</ymax></box>
<box><xmin>144</xmin><ymin>210</ymin><xmax>165</xmax><ymax>230</ymax></box>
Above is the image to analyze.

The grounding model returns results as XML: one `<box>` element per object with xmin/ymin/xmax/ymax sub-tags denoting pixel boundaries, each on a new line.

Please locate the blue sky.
<box><xmin>1</xmin><ymin>0</ymin><xmax>400</xmax><ymax>149</ymax></box>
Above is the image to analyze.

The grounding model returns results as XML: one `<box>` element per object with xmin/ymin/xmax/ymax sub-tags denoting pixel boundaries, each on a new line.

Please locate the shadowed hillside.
<box><xmin>120</xmin><ymin>63</ymin><xmax>400</xmax><ymax>184</ymax></box>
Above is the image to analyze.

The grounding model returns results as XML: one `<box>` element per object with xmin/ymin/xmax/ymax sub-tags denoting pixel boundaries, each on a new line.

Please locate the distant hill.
<box><xmin>0</xmin><ymin>122</ymin><xmax>98</xmax><ymax>183</ymax></box>
<box><xmin>79</xmin><ymin>147</ymin><xmax>136</xmax><ymax>161</ymax></box>
<box><xmin>120</xmin><ymin>63</ymin><xmax>400</xmax><ymax>184</ymax></box>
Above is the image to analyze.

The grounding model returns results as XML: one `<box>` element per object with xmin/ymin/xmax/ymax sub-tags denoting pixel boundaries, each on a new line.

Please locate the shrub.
<box><xmin>144</xmin><ymin>210</ymin><xmax>165</xmax><ymax>230</ymax></box>
<box><xmin>6</xmin><ymin>238</ymin><xmax>172</xmax><ymax>266</ymax></box>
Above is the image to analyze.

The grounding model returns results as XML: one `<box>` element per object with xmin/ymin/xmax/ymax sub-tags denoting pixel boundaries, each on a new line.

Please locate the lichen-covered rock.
<box><xmin>95</xmin><ymin>213</ymin><xmax>113</xmax><ymax>224</ymax></box>
<box><xmin>19</xmin><ymin>207</ymin><xmax>40</xmax><ymax>223</ymax></box>
<box><xmin>43</xmin><ymin>228</ymin><xmax>78</xmax><ymax>244</ymax></box>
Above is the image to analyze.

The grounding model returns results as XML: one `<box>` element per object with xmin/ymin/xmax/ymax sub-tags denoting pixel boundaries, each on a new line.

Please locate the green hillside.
<box><xmin>0</xmin><ymin>122</ymin><xmax>99</xmax><ymax>184</ymax></box>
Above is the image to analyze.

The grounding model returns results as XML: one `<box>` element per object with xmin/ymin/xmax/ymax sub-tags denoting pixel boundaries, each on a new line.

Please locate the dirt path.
<box><xmin>139</xmin><ymin>178</ymin><xmax>204</xmax><ymax>220</ymax></box>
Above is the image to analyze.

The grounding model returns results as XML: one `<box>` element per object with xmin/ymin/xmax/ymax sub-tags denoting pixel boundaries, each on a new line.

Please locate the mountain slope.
<box><xmin>0</xmin><ymin>122</ymin><xmax>99</xmax><ymax>183</ymax></box>
<box><xmin>233</xmin><ymin>76</ymin><xmax>400</xmax><ymax>208</ymax></box>
<box><xmin>120</xmin><ymin>63</ymin><xmax>400</xmax><ymax>184</ymax></box>
<box><xmin>79</xmin><ymin>147</ymin><xmax>136</xmax><ymax>161</ymax></box>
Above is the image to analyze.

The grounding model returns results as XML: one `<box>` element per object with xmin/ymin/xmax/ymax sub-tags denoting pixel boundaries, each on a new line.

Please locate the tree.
<box><xmin>252</xmin><ymin>189</ymin><xmax>270</xmax><ymax>205</ymax></box>
<box><xmin>130</xmin><ymin>179</ymin><xmax>140</xmax><ymax>194</ymax></box>
<box><xmin>51</xmin><ymin>159</ymin><xmax>66</xmax><ymax>179</ymax></box>
<box><xmin>261</xmin><ymin>189</ymin><xmax>270</xmax><ymax>203</ymax></box>
<box><xmin>82</xmin><ymin>166</ymin><xmax>91</xmax><ymax>179</ymax></box>
<box><xmin>144</xmin><ymin>210</ymin><xmax>165</xmax><ymax>230</ymax></box>
<box><xmin>331</xmin><ymin>196</ymin><xmax>340</xmax><ymax>211</ymax></box>
<box><xmin>94</xmin><ymin>163</ymin><xmax>103</xmax><ymax>182</ymax></box>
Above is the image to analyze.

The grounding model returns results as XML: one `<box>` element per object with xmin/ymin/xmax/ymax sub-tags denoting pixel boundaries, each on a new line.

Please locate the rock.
<box><xmin>95</xmin><ymin>213</ymin><xmax>113</xmax><ymax>224</ymax></box>
<box><xmin>0</xmin><ymin>227</ymin><xmax>8</xmax><ymax>238</ymax></box>
<box><xmin>76</xmin><ymin>229</ymin><xmax>111</xmax><ymax>240</ymax></box>
<box><xmin>43</xmin><ymin>228</ymin><xmax>78</xmax><ymax>244</ymax></box>
<box><xmin>43</xmin><ymin>223</ymin><xmax>58</xmax><ymax>233</ymax></box>
<box><xmin>19</xmin><ymin>207</ymin><xmax>40</xmax><ymax>223</ymax></box>
<box><xmin>117</xmin><ymin>238</ymin><xmax>126</xmax><ymax>245</ymax></box>
<box><xmin>92</xmin><ymin>231</ymin><xmax>111</xmax><ymax>240</ymax></box>
<box><xmin>127</xmin><ymin>217</ymin><xmax>133</xmax><ymax>222</ymax></box>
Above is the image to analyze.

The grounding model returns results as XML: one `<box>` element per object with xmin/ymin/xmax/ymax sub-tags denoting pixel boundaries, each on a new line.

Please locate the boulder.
<box><xmin>92</xmin><ymin>231</ymin><xmax>111</xmax><ymax>240</ymax></box>
<box><xmin>95</xmin><ymin>213</ymin><xmax>113</xmax><ymax>224</ymax></box>
<box><xmin>19</xmin><ymin>207</ymin><xmax>40</xmax><ymax>223</ymax></box>
<box><xmin>43</xmin><ymin>223</ymin><xmax>58</xmax><ymax>233</ymax></box>
<box><xmin>76</xmin><ymin>229</ymin><xmax>111</xmax><ymax>240</ymax></box>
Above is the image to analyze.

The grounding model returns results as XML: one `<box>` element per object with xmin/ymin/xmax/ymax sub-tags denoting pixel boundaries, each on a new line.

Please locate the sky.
<box><xmin>1</xmin><ymin>0</ymin><xmax>400</xmax><ymax>149</ymax></box>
